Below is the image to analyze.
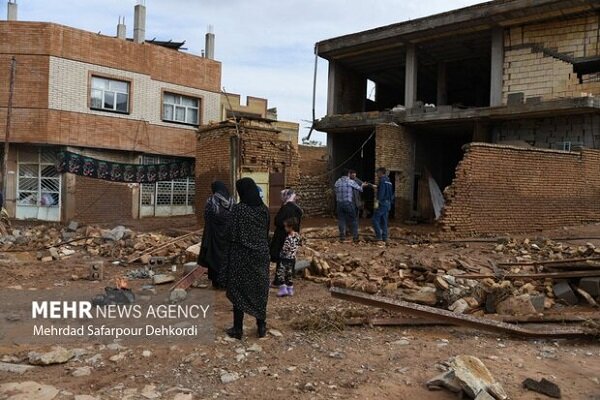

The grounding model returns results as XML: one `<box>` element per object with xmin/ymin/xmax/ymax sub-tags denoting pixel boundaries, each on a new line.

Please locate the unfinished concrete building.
<box><xmin>315</xmin><ymin>0</ymin><xmax>600</xmax><ymax>234</ymax></box>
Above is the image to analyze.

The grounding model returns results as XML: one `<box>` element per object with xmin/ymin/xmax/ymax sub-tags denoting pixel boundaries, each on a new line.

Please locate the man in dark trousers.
<box><xmin>334</xmin><ymin>169</ymin><xmax>367</xmax><ymax>242</ymax></box>
<box><xmin>372</xmin><ymin>167</ymin><xmax>394</xmax><ymax>243</ymax></box>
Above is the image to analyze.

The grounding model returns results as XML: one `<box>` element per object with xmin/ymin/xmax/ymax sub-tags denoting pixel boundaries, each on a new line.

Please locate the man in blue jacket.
<box><xmin>372</xmin><ymin>167</ymin><xmax>394</xmax><ymax>243</ymax></box>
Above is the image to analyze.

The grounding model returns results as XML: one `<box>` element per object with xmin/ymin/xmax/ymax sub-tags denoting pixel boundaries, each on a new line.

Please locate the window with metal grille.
<box><xmin>140</xmin><ymin>156</ymin><xmax>195</xmax><ymax>207</ymax></box>
<box><xmin>162</xmin><ymin>93</ymin><xmax>199</xmax><ymax>125</ymax></box>
<box><xmin>17</xmin><ymin>149</ymin><xmax>60</xmax><ymax>207</ymax></box>
<box><xmin>91</xmin><ymin>76</ymin><xmax>130</xmax><ymax>113</ymax></box>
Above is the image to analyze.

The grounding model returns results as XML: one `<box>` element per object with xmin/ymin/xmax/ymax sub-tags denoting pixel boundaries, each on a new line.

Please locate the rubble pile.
<box><xmin>302</xmin><ymin>235</ymin><xmax>600</xmax><ymax>318</ymax></box>
<box><xmin>0</xmin><ymin>223</ymin><xmax>199</xmax><ymax>262</ymax></box>
<box><xmin>492</xmin><ymin>237</ymin><xmax>600</xmax><ymax>263</ymax></box>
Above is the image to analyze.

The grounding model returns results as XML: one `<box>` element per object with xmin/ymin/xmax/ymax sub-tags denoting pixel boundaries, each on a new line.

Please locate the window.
<box><xmin>163</xmin><ymin>93</ymin><xmax>199</xmax><ymax>125</ymax></box>
<box><xmin>91</xmin><ymin>76</ymin><xmax>129</xmax><ymax>113</ymax></box>
<box><xmin>17</xmin><ymin>149</ymin><xmax>60</xmax><ymax>207</ymax></box>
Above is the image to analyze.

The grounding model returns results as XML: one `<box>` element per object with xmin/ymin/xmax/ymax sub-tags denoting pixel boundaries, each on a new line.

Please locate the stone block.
<box><xmin>553</xmin><ymin>281</ymin><xmax>578</xmax><ymax>305</ymax></box>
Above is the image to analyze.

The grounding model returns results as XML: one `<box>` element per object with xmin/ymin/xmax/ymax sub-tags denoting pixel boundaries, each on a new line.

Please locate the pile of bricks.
<box><xmin>440</xmin><ymin>143</ymin><xmax>600</xmax><ymax>236</ymax></box>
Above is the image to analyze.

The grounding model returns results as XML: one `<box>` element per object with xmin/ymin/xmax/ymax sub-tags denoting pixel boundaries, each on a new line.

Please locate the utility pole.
<box><xmin>2</xmin><ymin>57</ymin><xmax>16</xmax><ymax>209</ymax></box>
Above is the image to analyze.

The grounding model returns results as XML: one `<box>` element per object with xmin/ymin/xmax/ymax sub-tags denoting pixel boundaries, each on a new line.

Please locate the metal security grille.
<box><xmin>17</xmin><ymin>148</ymin><xmax>60</xmax><ymax>207</ymax></box>
<box><xmin>140</xmin><ymin>155</ymin><xmax>195</xmax><ymax>217</ymax></box>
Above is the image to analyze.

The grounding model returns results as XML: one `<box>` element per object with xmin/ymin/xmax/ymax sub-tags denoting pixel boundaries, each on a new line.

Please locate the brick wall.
<box><xmin>503</xmin><ymin>15</ymin><xmax>600</xmax><ymax>103</ymax></box>
<box><xmin>492</xmin><ymin>114</ymin><xmax>600</xmax><ymax>149</ymax></box>
<box><xmin>0</xmin><ymin>109</ymin><xmax>198</xmax><ymax>157</ymax></box>
<box><xmin>0</xmin><ymin>22</ymin><xmax>221</xmax><ymax>92</ymax></box>
<box><xmin>0</xmin><ymin>55</ymin><xmax>48</xmax><ymax>109</ymax></box>
<box><xmin>195</xmin><ymin>127</ymin><xmax>233</xmax><ymax>222</ymax></box>
<box><xmin>195</xmin><ymin>120</ymin><xmax>299</xmax><ymax>222</ymax></box>
<box><xmin>69</xmin><ymin>174</ymin><xmax>135</xmax><ymax>224</ymax></box>
<box><xmin>0</xmin><ymin>21</ymin><xmax>221</xmax><ymax>159</ymax></box>
<box><xmin>296</xmin><ymin>145</ymin><xmax>330</xmax><ymax>216</ymax></box>
<box><xmin>375</xmin><ymin>124</ymin><xmax>415</xmax><ymax>219</ymax></box>
<box><xmin>48</xmin><ymin>57</ymin><xmax>221</xmax><ymax>128</ymax></box>
<box><xmin>440</xmin><ymin>143</ymin><xmax>600</xmax><ymax>236</ymax></box>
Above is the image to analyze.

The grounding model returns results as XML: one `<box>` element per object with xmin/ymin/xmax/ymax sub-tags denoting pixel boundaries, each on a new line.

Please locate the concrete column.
<box><xmin>404</xmin><ymin>44</ymin><xmax>418</xmax><ymax>109</ymax></box>
<box><xmin>7</xmin><ymin>0</ymin><xmax>17</xmax><ymax>21</ymax></box>
<box><xmin>436</xmin><ymin>62</ymin><xmax>447</xmax><ymax>106</ymax></box>
<box><xmin>490</xmin><ymin>27</ymin><xmax>504</xmax><ymax>107</ymax></box>
<box><xmin>326</xmin><ymin>61</ymin><xmax>338</xmax><ymax>115</ymax></box>
<box><xmin>133</xmin><ymin>3</ymin><xmax>146</xmax><ymax>44</ymax></box>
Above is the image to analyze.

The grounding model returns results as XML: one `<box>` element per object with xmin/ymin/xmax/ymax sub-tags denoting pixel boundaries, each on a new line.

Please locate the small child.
<box><xmin>276</xmin><ymin>218</ymin><xmax>302</xmax><ymax>297</ymax></box>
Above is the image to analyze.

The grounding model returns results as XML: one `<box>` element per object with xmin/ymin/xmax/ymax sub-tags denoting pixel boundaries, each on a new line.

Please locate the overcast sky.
<box><xmin>2</xmin><ymin>0</ymin><xmax>486</xmax><ymax>143</ymax></box>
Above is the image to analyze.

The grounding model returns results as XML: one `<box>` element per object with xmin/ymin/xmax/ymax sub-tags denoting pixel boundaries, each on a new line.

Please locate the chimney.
<box><xmin>7</xmin><ymin>0</ymin><xmax>17</xmax><ymax>21</ymax></box>
<box><xmin>205</xmin><ymin>25</ymin><xmax>215</xmax><ymax>59</ymax></box>
<box><xmin>133</xmin><ymin>1</ymin><xmax>146</xmax><ymax>44</ymax></box>
<box><xmin>116</xmin><ymin>16</ymin><xmax>126</xmax><ymax>40</ymax></box>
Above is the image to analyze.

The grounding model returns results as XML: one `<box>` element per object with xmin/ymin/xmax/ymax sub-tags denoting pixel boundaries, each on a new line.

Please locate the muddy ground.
<box><xmin>1</xmin><ymin>219</ymin><xmax>600</xmax><ymax>399</ymax></box>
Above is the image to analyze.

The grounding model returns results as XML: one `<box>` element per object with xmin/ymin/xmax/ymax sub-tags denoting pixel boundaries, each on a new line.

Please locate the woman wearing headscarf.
<box><xmin>198</xmin><ymin>181</ymin><xmax>234</xmax><ymax>289</ymax></box>
<box><xmin>224</xmin><ymin>177</ymin><xmax>271</xmax><ymax>339</ymax></box>
<box><xmin>270</xmin><ymin>189</ymin><xmax>303</xmax><ymax>287</ymax></box>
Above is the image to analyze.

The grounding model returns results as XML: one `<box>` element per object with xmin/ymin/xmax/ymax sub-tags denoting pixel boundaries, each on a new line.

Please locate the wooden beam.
<box><xmin>126</xmin><ymin>230</ymin><xmax>201</xmax><ymax>264</ymax></box>
<box><xmin>330</xmin><ymin>287</ymin><xmax>595</xmax><ymax>338</ymax></box>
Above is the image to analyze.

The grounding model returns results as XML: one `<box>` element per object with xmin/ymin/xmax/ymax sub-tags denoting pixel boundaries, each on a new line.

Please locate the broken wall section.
<box><xmin>296</xmin><ymin>145</ymin><xmax>331</xmax><ymax>216</ymax></box>
<box><xmin>504</xmin><ymin>15</ymin><xmax>600</xmax><ymax>103</ymax></box>
<box><xmin>375</xmin><ymin>124</ymin><xmax>415</xmax><ymax>220</ymax></box>
<box><xmin>195</xmin><ymin>120</ymin><xmax>299</xmax><ymax>222</ymax></box>
<box><xmin>440</xmin><ymin>143</ymin><xmax>600</xmax><ymax>235</ymax></box>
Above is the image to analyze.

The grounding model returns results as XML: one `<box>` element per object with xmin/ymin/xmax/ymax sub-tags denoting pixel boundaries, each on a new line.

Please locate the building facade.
<box><xmin>0</xmin><ymin>3</ymin><xmax>222</xmax><ymax>223</ymax></box>
<box><xmin>315</xmin><ymin>0</ymin><xmax>600</xmax><ymax>232</ymax></box>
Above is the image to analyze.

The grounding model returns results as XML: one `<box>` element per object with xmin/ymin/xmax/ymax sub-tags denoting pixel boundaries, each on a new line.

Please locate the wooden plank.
<box><xmin>330</xmin><ymin>287</ymin><xmax>595</xmax><ymax>338</ymax></box>
<box><xmin>169</xmin><ymin>266</ymin><xmax>207</xmax><ymax>291</ymax></box>
<box><xmin>126</xmin><ymin>230</ymin><xmax>201</xmax><ymax>264</ymax></box>
<box><xmin>345</xmin><ymin>312</ymin><xmax>600</xmax><ymax>326</ymax></box>
<box><xmin>498</xmin><ymin>256</ymin><xmax>600</xmax><ymax>267</ymax></box>
<box><xmin>459</xmin><ymin>271</ymin><xmax>600</xmax><ymax>280</ymax></box>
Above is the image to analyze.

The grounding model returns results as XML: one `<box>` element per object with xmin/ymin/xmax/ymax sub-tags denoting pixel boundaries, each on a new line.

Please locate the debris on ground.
<box><xmin>0</xmin><ymin>381</ymin><xmax>59</xmax><ymax>400</ymax></box>
<box><xmin>300</xmin><ymin>230</ymin><xmax>600</xmax><ymax>326</ymax></box>
<box><xmin>28</xmin><ymin>346</ymin><xmax>75</xmax><ymax>366</ymax></box>
<box><xmin>522</xmin><ymin>378</ymin><xmax>561</xmax><ymax>398</ymax></box>
<box><xmin>427</xmin><ymin>355</ymin><xmax>508</xmax><ymax>399</ymax></box>
<box><xmin>0</xmin><ymin>223</ymin><xmax>200</xmax><ymax>262</ymax></box>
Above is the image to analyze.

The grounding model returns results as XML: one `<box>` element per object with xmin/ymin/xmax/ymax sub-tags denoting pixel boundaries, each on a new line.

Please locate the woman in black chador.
<box><xmin>270</xmin><ymin>189</ymin><xmax>303</xmax><ymax>286</ymax></box>
<box><xmin>198</xmin><ymin>181</ymin><xmax>234</xmax><ymax>289</ymax></box>
<box><xmin>224</xmin><ymin>178</ymin><xmax>271</xmax><ymax>339</ymax></box>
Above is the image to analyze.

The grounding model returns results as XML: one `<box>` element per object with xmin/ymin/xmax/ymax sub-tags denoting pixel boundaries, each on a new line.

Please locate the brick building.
<box><xmin>195</xmin><ymin>118</ymin><xmax>299</xmax><ymax>220</ymax></box>
<box><xmin>314</xmin><ymin>0</ymin><xmax>600</xmax><ymax>233</ymax></box>
<box><xmin>0</xmin><ymin>2</ymin><xmax>222</xmax><ymax>223</ymax></box>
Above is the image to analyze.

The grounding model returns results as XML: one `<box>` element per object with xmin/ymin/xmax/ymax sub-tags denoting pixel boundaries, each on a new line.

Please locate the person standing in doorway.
<box><xmin>334</xmin><ymin>169</ymin><xmax>367</xmax><ymax>242</ymax></box>
<box><xmin>224</xmin><ymin>178</ymin><xmax>270</xmax><ymax>340</ymax></box>
<box><xmin>372</xmin><ymin>167</ymin><xmax>394</xmax><ymax>243</ymax></box>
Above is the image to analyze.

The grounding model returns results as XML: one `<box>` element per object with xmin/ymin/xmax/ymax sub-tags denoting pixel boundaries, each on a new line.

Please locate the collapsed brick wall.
<box><xmin>375</xmin><ymin>124</ymin><xmax>415</xmax><ymax>220</ymax></box>
<box><xmin>440</xmin><ymin>143</ymin><xmax>600</xmax><ymax>236</ymax></box>
<box><xmin>71</xmin><ymin>175</ymin><xmax>134</xmax><ymax>224</ymax></box>
<box><xmin>503</xmin><ymin>15</ymin><xmax>600</xmax><ymax>103</ymax></box>
<box><xmin>195</xmin><ymin>121</ymin><xmax>299</xmax><ymax>222</ymax></box>
<box><xmin>295</xmin><ymin>145</ymin><xmax>330</xmax><ymax>216</ymax></box>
